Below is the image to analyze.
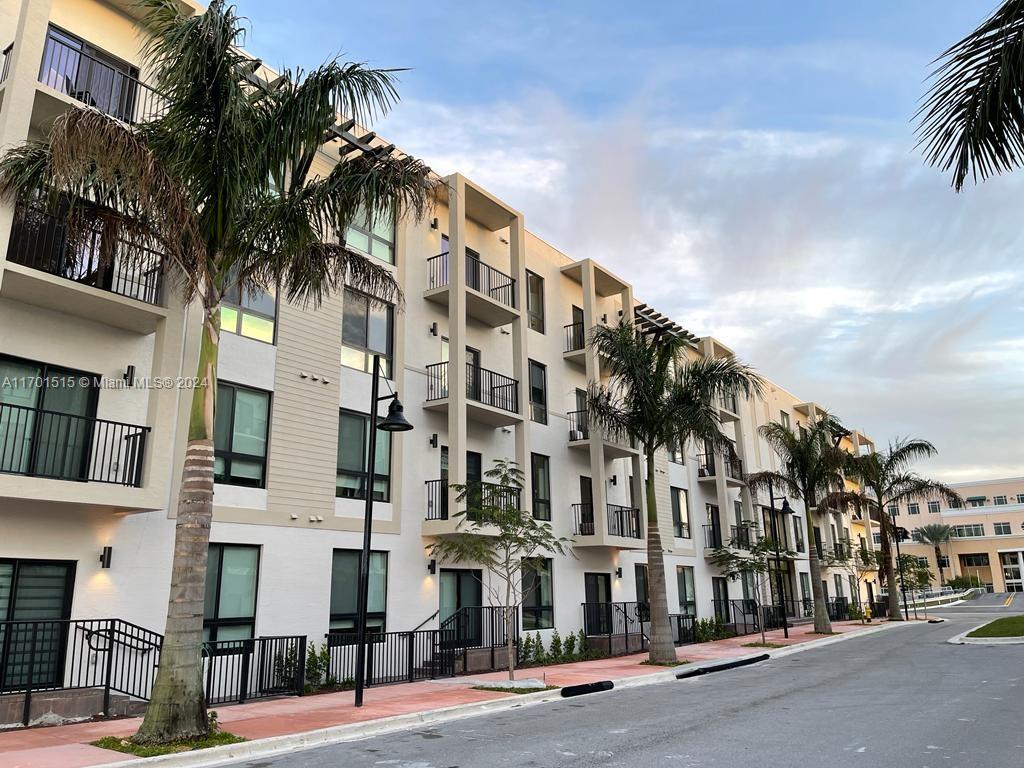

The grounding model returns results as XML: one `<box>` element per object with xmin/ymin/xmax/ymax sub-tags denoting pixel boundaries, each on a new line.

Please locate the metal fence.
<box><xmin>670</xmin><ymin>613</ymin><xmax>697</xmax><ymax>645</ymax></box>
<box><xmin>563</xmin><ymin>322</ymin><xmax>585</xmax><ymax>352</ymax></box>
<box><xmin>422</xmin><ymin>478</ymin><xmax>521</xmax><ymax>521</ymax></box>
<box><xmin>425</xmin><ymin>362</ymin><xmax>519</xmax><ymax>414</ymax></box>
<box><xmin>325</xmin><ymin>629</ymin><xmax>456</xmax><ymax>687</ymax></box>
<box><xmin>425</xmin><ymin>252</ymin><xmax>516</xmax><ymax>308</ymax></box>
<box><xmin>581</xmin><ymin>601</ymin><xmax>648</xmax><ymax>648</ymax></box>
<box><xmin>607</xmin><ymin>504</ymin><xmax>642</xmax><ymax>539</ymax></box>
<box><xmin>201</xmin><ymin>635</ymin><xmax>306</xmax><ymax>705</ymax></box>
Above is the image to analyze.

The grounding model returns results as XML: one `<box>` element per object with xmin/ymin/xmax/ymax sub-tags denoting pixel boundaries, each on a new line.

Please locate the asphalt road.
<box><xmin>235</xmin><ymin>611</ymin><xmax>1023</xmax><ymax>768</ymax></box>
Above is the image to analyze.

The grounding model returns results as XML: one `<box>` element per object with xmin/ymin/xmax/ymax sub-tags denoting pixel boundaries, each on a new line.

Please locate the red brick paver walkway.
<box><xmin>0</xmin><ymin>620</ymin><xmax>878</xmax><ymax>768</ymax></box>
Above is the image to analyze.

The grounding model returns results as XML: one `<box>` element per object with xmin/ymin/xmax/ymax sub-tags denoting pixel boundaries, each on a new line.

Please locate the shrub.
<box><xmin>563</xmin><ymin>632</ymin><xmax>576</xmax><ymax>660</ymax></box>
<box><xmin>519</xmin><ymin>633</ymin><xmax>534</xmax><ymax>665</ymax></box>
<box><xmin>577</xmin><ymin>629</ymin><xmax>589</xmax><ymax>658</ymax></box>
<box><xmin>549</xmin><ymin>629</ymin><xmax>564</xmax><ymax>661</ymax></box>
<box><xmin>948</xmin><ymin>575</ymin><xmax>983</xmax><ymax>590</ymax></box>
<box><xmin>532</xmin><ymin>631</ymin><xmax>546</xmax><ymax>665</ymax></box>
<box><xmin>302</xmin><ymin>642</ymin><xmax>334</xmax><ymax>693</ymax></box>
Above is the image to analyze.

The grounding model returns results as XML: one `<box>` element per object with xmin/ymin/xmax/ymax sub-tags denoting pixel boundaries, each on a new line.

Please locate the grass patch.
<box><xmin>742</xmin><ymin>642</ymin><xmax>787</xmax><ymax>649</ymax></box>
<box><xmin>472</xmin><ymin>684</ymin><xmax>560</xmax><ymax>694</ymax></box>
<box><xmin>640</xmin><ymin>659</ymin><xmax>690</xmax><ymax>667</ymax></box>
<box><xmin>92</xmin><ymin>731</ymin><xmax>244</xmax><ymax>758</ymax></box>
<box><xmin>967</xmin><ymin>616</ymin><xmax>1024</xmax><ymax>638</ymax></box>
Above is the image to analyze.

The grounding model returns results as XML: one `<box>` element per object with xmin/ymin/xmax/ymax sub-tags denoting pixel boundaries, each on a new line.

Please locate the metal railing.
<box><xmin>572</xmin><ymin>502</ymin><xmax>595</xmax><ymax>535</ymax></box>
<box><xmin>607</xmin><ymin>504</ymin><xmax>642</xmax><ymax>539</ymax></box>
<box><xmin>423</xmin><ymin>478</ymin><xmax>521</xmax><ymax>521</ymax></box>
<box><xmin>38</xmin><ymin>31</ymin><xmax>166</xmax><ymax>124</ymax></box>
<box><xmin>719</xmin><ymin>393</ymin><xmax>739</xmax><ymax>413</ymax></box>
<box><xmin>581</xmin><ymin>601</ymin><xmax>648</xmax><ymax>650</ymax></box>
<box><xmin>697</xmin><ymin>453</ymin><xmax>715</xmax><ymax>478</ymax></box>
<box><xmin>832</xmin><ymin>541</ymin><xmax>852</xmax><ymax>560</ymax></box>
<box><xmin>730</xmin><ymin>525</ymin><xmax>757</xmax><ymax>550</ymax></box>
<box><xmin>0</xmin><ymin>618</ymin><xmax>162</xmax><ymax>726</ymax></box>
<box><xmin>670</xmin><ymin>613</ymin><xmax>697</xmax><ymax>645</ymax></box>
<box><xmin>325</xmin><ymin>628</ymin><xmax>456</xmax><ymax>687</ymax></box>
<box><xmin>725</xmin><ymin>457</ymin><xmax>745</xmax><ymax>482</ymax></box>
<box><xmin>440</xmin><ymin>606</ymin><xmax>518</xmax><ymax>671</ymax></box>
<box><xmin>425</xmin><ymin>252</ymin><xmax>516</xmax><ymax>309</ymax></box>
<box><xmin>795</xmin><ymin>537</ymin><xmax>806</xmax><ymax>553</ymax></box>
<box><xmin>201</xmin><ymin>635</ymin><xmax>306</xmax><ymax>705</ymax></box>
<box><xmin>567</xmin><ymin>409</ymin><xmax>589</xmax><ymax>441</ymax></box>
<box><xmin>8</xmin><ymin>206</ymin><xmax>164</xmax><ymax>304</ymax></box>
<box><xmin>703</xmin><ymin>523</ymin><xmax>724</xmax><ymax>549</ymax></box>
<box><xmin>761</xmin><ymin>598</ymin><xmax>814</xmax><ymax>629</ymax></box>
<box><xmin>1</xmin><ymin>42</ymin><xmax>12</xmax><ymax>84</ymax></box>
<box><xmin>424</xmin><ymin>361</ymin><xmax>519</xmax><ymax>414</ymax></box>
<box><xmin>563</xmin><ymin>322</ymin><xmax>585</xmax><ymax>352</ymax></box>
<box><xmin>825</xmin><ymin>597</ymin><xmax>852</xmax><ymax>622</ymax></box>
<box><xmin>0</xmin><ymin>402</ymin><xmax>150</xmax><ymax>487</ymax></box>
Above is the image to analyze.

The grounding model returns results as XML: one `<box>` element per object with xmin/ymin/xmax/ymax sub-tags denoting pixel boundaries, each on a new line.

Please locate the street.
<box><xmin>234</xmin><ymin>606</ymin><xmax>1023</xmax><ymax>768</ymax></box>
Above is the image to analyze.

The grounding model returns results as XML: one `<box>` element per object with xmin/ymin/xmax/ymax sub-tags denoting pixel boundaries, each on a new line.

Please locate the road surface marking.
<box><xmin>1004</xmin><ymin>594</ymin><xmax>1015</xmax><ymax>607</ymax></box>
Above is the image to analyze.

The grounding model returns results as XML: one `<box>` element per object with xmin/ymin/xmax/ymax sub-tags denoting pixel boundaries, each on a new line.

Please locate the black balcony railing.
<box><xmin>425</xmin><ymin>252</ymin><xmax>516</xmax><ymax>309</ymax></box>
<box><xmin>563</xmin><ymin>322</ymin><xmax>585</xmax><ymax>353</ymax></box>
<box><xmin>607</xmin><ymin>504</ymin><xmax>642</xmax><ymax>539</ymax></box>
<box><xmin>730</xmin><ymin>525</ymin><xmax>757</xmax><ymax>550</ymax></box>
<box><xmin>423</xmin><ymin>478</ymin><xmax>520</xmax><ymax>521</ymax></box>
<box><xmin>795</xmin><ymin>537</ymin><xmax>806</xmax><ymax>553</ymax></box>
<box><xmin>8</xmin><ymin>206</ymin><xmax>164</xmax><ymax>304</ymax></box>
<box><xmin>720</xmin><ymin>393</ymin><xmax>739</xmax><ymax>413</ymax></box>
<box><xmin>424</xmin><ymin>362</ymin><xmax>519</xmax><ymax>414</ymax></box>
<box><xmin>703</xmin><ymin>523</ymin><xmax>724</xmax><ymax>549</ymax></box>
<box><xmin>39</xmin><ymin>30</ymin><xmax>166</xmax><ymax>124</ymax></box>
<box><xmin>725</xmin><ymin>457</ymin><xmax>745</xmax><ymax>482</ymax></box>
<box><xmin>832</xmin><ymin>542</ymin><xmax>852</xmax><ymax>560</ymax></box>
<box><xmin>581</xmin><ymin>602</ymin><xmax>648</xmax><ymax>649</ymax></box>
<box><xmin>567</xmin><ymin>409</ymin><xmax>589</xmax><ymax>441</ymax></box>
<box><xmin>697</xmin><ymin>453</ymin><xmax>715</xmax><ymax>478</ymax></box>
<box><xmin>572</xmin><ymin>502</ymin><xmax>595</xmax><ymax>535</ymax></box>
<box><xmin>1</xmin><ymin>42</ymin><xmax>12</xmax><ymax>84</ymax></box>
<box><xmin>0</xmin><ymin>402</ymin><xmax>149</xmax><ymax>487</ymax></box>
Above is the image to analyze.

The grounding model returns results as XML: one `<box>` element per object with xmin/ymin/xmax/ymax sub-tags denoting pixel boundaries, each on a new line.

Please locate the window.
<box><xmin>886</xmin><ymin>504</ymin><xmax>899</xmax><ymax>517</ymax></box>
<box><xmin>967</xmin><ymin>497</ymin><xmax>987</xmax><ymax>508</ymax></box>
<box><xmin>214</xmin><ymin>383</ymin><xmax>270</xmax><ymax>487</ymax></box>
<box><xmin>994</xmin><ymin>522</ymin><xmax>1012</xmax><ymax>536</ymax></box>
<box><xmin>330</xmin><ymin>549</ymin><xmax>388</xmax><ymax>632</ymax></box>
<box><xmin>834</xmin><ymin>574</ymin><xmax>844</xmax><ymax>598</ymax></box>
<box><xmin>341</xmin><ymin>288</ymin><xmax>394</xmax><ymax>377</ymax></box>
<box><xmin>671</xmin><ymin>487</ymin><xmax>690</xmax><ymax>538</ymax></box>
<box><xmin>907</xmin><ymin>503</ymin><xmax>920</xmax><ymax>515</ymax></box>
<box><xmin>676</xmin><ymin>566</ymin><xmax>696</xmax><ymax>615</ymax></box>
<box><xmin>531</xmin><ymin>453</ymin><xmax>551</xmax><ymax>521</ymax></box>
<box><xmin>779</xmin><ymin>411</ymin><xmax>790</xmax><ymax>429</ymax></box>
<box><xmin>336</xmin><ymin>409</ymin><xmax>391</xmax><ymax>501</ymax></box>
<box><xmin>952</xmin><ymin>524</ymin><xmax>985</xmax><ymax>538</ymax></box>
<box><xmin>522</xmin><ymin>558</ymin><xmax>553</xmax><ymax>630</ymax></box>
<box><xmin>927</xmin><ymin>501</ymin><xmax>940</xmax><ymax>514</ymax></box>
<box><xmin>635</xmin><ymin>564</ymin><xmax>649</xmax><ymax>604</ymax></box>
<box><xmin>222</xmin><ymin>282</ymin><xmax>276</xmax><ymax>344</ymax></box>
<box><xmin>525</xmin><ymin>271</ymin><xmax>544</xmax><ymax>333</ymax></box>
<box><xmin>1017</xmin><ymin>494</ymin><xmax>1024</xmax><ymax>504</ymax></box>
<box><xmin>960</xmin><ymin>553</ymin><xmax>989</xmax><ymax>567</ymax></box>
<box><xmin>794</xmin><ymin>516</ymin><xmax>805</xmax><ymax>552</ymax></box>
<box><xmin>344</xmin><ymin>206</ymin><xmax>395</xmax><ymax>265</ymax></box>
<box><xmin>915</xmin><ymin>556</ymin><xmax>929</xmax><ymax>568</ymax></box>
<box><xmin>528</xmin><ymin>360</ymin><xmax>547</xmax><ymax>424</ymax></box>
<box><xmin>937</xmin><ymin>554</ymin><xmax>950</xmax><ymax>568</ymax></box>
<box><xmin>873</xmin><ymin>532</ymin><xmax>882</xmax><ymax>546</ymax></box>
<box><xmin>994</xmin><ymin>495</ymin><xmax>1008</xmax><ymax>506</ymax></box>
<box><xmin>204</xmin><ymin>544</ymin><xmax>259</xmax><ymax>642</ymax></box>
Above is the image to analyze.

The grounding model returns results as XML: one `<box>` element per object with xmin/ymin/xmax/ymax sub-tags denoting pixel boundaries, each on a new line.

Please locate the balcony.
<box><xmin>0</xmin><ymin>402</ymin><xmax>149</xmax><ymax>487</ymax></box>
<box><xmin>423</xmin><ymin>478</ymin><xmax>521</xmax><ymax>535</ymax></box>
<box><xmin>424</xmin><ymin>252</ymin><xmax>519</xmax><ymax>327</ymax></box>
<box><xmin>423</xmin><ymin>362</ymin><xmax>521</xmax><ymax>427</ymax></box>
<box><xmin>724</xmin><ymin>457</ymin><xmax>745</xmax><ymax>485</ymax></box>
<box><xmin>832</xmin><ymin>541</ymin><xmax>852</xmax><ymax>561</ymax></box>
<box><xmin>567</xmin><ymin>409</ymin><xmax>637</xmax><ymax>460</ymax></box>
<box><xmin>573</xmin><ymin>502</ymin><xmax>643</xmax><ymax>542</ymax></box>
<box><xmin>719</xmin><ymin>393</ymin><xmax>740</xmax><ymax>421</ymax></box>
<box><xmin>696</xmin><ymin>453</ymin><xmax>716</xmax><ymax>481</ymax></box>
<box><xmin>37</xmin><ymin>28</ymin><xmax>166</xmax><ymax>125</ymax></box>
<box><xmin>2</xmin><ymin>42</ymin><xmax>11</xmax><ymax>85</ymax></box>
<box><xmin>730</xmin><ymin>524</ymin><xmax>757</xmax><ymax>550</ymax></box>
<box><xmin>703</xmin><ymin>523</ymin><xmax>724</xmax><ymax>549</ymax></box>
<box><xmin>563</xmin><ymin>321</ymin><xmax>586</xmax><ymax>365</ymax></box>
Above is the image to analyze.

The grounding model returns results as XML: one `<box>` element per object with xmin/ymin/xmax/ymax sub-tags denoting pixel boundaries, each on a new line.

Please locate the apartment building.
<box><xmin>0</xmin><ymin>0</ymin><xmax>875</xmax><ymax>666</ymax></box>
<box><xmin>887</xmin><ymin>478</ymin><xmax>1024</xmax><ymax>593</ymax></box>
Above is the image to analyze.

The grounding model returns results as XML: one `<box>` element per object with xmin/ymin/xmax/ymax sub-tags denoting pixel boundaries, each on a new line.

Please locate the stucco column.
<box><xmin>508</xmin><ymin>212</ymin><xmax>530</xmax><ymax>502</ymax></box>
<box><xmin>446</xmin><ymin>175</ymin><xmax>468</xmax><ymax>511</ymax></box>
<box><xmin>581</xmin><ymin>261</ymin><xmax>607</xmax><ymax>538</ymax></box>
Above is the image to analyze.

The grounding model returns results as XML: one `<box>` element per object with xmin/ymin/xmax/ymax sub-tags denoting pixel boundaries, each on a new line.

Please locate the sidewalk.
<box><xmin>0</xmin><ymin>619</ymin><xmax>882</xmax><ymax>768</ymax></box>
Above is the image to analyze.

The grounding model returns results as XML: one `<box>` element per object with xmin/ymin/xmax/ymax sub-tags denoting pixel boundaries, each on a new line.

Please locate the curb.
<box><xmin>94</xmin><ymin>622</ymin><xmax>909</xmax><ymax>768</ymax></box>
<box><xmin>946</xmin><ymin>622</ymin><xmax>1024</xmax><ymax>645</ymax></box>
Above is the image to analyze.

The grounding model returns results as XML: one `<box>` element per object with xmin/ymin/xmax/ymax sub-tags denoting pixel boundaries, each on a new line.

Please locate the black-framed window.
<box><xmin>994</xmin><ymin>522</ymin><xmax>1012</xmax><ymax>535</ymax></box>
<box><xmin>526</xmin><ymin>271</ymin><xmax>544</xmax><ymax>333</ymax></box>
<box><xmin>635</xmin><ymin>564</ymin><xmax>649</xmax><ymax>604</ymax></box>
<box><xmin>531</xmin><ymin>453</ymin><xmax>551</xmax><ymax>520</ymax></box>
<box><xmin>341</xmin><ymin>288</ymin><xmax>394</xmax><ymax>377</ymax></box>
<box><xmin>222</xmin><ymin>282</ymin><xmax>277</xmax><ymax>344</ymax></box>
<box><xmin>779</xmin><ymin>411</ymin><xmax>790</xmax><ymax>429</ymax></box>
<box><xmin>330</xmin><ymin>549</ymin><xmax>388</xmax><ymax>632</ymax></box>
<box><xmin>960</xmin><ymin>553</ymin><xmax>989</xmax><ymax>567</ymax></box>
<box><xmin>204</xmin><ymin>544</ymin><xmax>260</xmax><ymax>642</ymax></box>
<box><xmin>522</xmin><ymin>558</ymin><xmax>553</xmax><ymax>630</ymax></box>
<box><xmin>344</xmin><ymin>206</ymin><xmax>395</xmax><ymax>265</ymax></box>
<box><xmin>671</xmin><ymin>487</ymin><xmax>690</xmax><ymax>538</ymax></box>
<box><xmin>528</xmin><ymin>359</ymin><xmax>547</xmax><ymax>424</ymax></box>
<box><xmin>214</xmin><ymin>383</ymin><xmax>270</xmax><ymax>488</ymax></box>
<box><xmin>336</xmin><ymin>409</ymin><xmax>391</xmax><ymax>502</ymax></box>
<box><xmin>676</xmin><ymin>566</ymin><xmax>696</xmax><ymax>616</ymax></box>
<box><xmin>907</xmin><ymin>503</ymin><xmax>920</xmax><ymax>515</ymax></box>
<box><xmin>927</xmin><ymin>501</ymin><xmax>940</xmax><ymax>513</ymax></box>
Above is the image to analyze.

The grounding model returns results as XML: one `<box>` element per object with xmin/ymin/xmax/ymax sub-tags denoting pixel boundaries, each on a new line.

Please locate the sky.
<box><xmin>240</xmin><ymin>1</ymin><xmax>1023</xmax><ymax>482</ymax></box>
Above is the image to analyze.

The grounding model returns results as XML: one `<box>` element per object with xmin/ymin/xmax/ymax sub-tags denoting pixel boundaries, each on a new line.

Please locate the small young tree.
<box><xmin>429</xmin><ymin>459</ymin><xmax>572</xmax><ymax>680</ymax></box>
<box><xmin>819</xmin><ymin>544</ymin><xmax>881</xmax><ymax>623</ymax></box>
<box><xmin>709</xmin><ymin>523</ymin><xmax>796</xmax><ymax>645</ymax></box>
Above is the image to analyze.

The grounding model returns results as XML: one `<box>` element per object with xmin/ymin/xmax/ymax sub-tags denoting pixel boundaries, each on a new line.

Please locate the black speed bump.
<box><xmin>561</xmin><ymin>680</ymin><xmax>614</xmax><ymax>697</ymax></box>
<box><xmin>676</xmin><ymin>653</ymin><xmax>769</xmax><ymax>680</ymax></box>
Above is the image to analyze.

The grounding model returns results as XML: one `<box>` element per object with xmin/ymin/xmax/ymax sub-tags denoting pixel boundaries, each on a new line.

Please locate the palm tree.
<box><xmin>912</xmin><ymin>524</ymin><xmax>954</xmax><ymax>587</ymax></box>
<box><xmin>587</xmin><ymin>322</ymin><xmax>763</xmax><ymax>663</ymax></box>
<box><xmin>917</xmin><ymin>1</ymin><xmax>1024</xmax><ymax>190</ymax></box>
<box><xmin>0</xmin><ymin>1</ymin><xmax>431</xmax><ymax>743</ymax></box>
<box><xmin>842</xmin><ymin>440</ymin><xmax>961</xmax><ymax>620</ymax></box>
<box><xmin>747</xmin><ymin>416</ymin><xmax>849</xmax><ymax>634</ymax></box>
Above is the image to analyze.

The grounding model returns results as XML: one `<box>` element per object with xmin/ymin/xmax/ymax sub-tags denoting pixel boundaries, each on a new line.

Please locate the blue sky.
<box><xmin>241</xmin><ymin>1</ymin><xmax>1023</xmax><ymax>481</ymax></box>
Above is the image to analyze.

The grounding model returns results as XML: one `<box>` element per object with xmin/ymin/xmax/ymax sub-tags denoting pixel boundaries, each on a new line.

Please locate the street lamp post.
<box><xmin>890</xmin><ymin>509</ymin><xmax>910</xmax><ymax>621</ymax></box>
<box><xmin>354</xmin><ymin>354</ymin><xmax>413</xmax><ymax>707</ymax></box>
<box><xmin>766</xmin><ymin>480</ymin><xmax>790</xmax><ymax>639</ymax></box>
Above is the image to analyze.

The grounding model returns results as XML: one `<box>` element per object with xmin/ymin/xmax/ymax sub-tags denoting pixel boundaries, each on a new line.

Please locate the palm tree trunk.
<box><xmin>805</xmin><ymin>506</ymin><xmax>832</xmax><ymax>634</ymax></box>
<box><xmin>879</xmin><ymin>514</ymin><xmax>901</xmax><ymax>620</ymax></box>
<box><xmin>134</xmin><ymin>311</ymin><xmax>220</xmax><ymax>743</ymax></box>
<box><xmin>644</xmin><ymin>451</ymin><xmax>675</xmax><ymax>664</ymax></box>
<box><xmin>934</xmin><ymin>545</ymin><xmax>944</xmax><ymax>587</ymax></box>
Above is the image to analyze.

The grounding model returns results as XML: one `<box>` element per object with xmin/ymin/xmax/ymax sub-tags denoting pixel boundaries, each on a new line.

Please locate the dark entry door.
<box><xmin>0</xmin><ymin>559</ymin><xmax>76</xmax><ymax>691</ymax></box>
<box><xmin>578</xmin><ymin>476</ymin><xmax>594</xmax><ymax>534</ymax></box>
<box><xmin>466</xmin><ymin>347</ymin><xmax>481</xmax><ymax>401</ymax></box>
<box><xmin>712</xmin><ymin>576</ymin><xmax>730</xmax><ymax>622</ymax></box>
<box><xmin>583</xmin><ymin>572</ymin><xmax>612</xmax><ymax>634</ymax></box>
<box><xmin>439</xmin><ymin>569</ymin><xmax>483</xmax><ymax>647</ymax></box>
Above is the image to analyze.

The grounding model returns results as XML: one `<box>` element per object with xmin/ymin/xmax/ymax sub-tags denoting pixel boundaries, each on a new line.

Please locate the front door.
<box><xmin>712</xmin><ymin>576</ymin><xmax>730</xmax><ymax>622</ymax></box>
<box><xmin>466</xmin><ymin>347</ymin><xmax>481</xmax><ymax>401</ymax></box>
<box><xmin>439</xmin><ymin>569</ymin><xmax>482</xmax><ymax>647</ymax></box>
<box><xmin>571</xmin><ymin>306</ymin><xmax>584</xmax><ymax>349</ymax></box>
<box><xmin>583</xmin><ymin>572</ymin><xmax>612</xmax><ymax>634</ymax></box>
<box><xmin>706</xmin><ymin>504</ymin><xmax>722</xmax><ymax>548</ymax></box>
<box><xmin>0</xmin><ymin>559</ymin><xmax>76</xmax><ymax>690</ymax></box>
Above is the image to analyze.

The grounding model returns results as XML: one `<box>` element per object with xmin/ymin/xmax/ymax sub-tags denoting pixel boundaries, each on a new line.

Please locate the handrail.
<box><xmin>411</xmin><ymin>610</ymin><xmax>440</xmax><ymax>632</ymax></box>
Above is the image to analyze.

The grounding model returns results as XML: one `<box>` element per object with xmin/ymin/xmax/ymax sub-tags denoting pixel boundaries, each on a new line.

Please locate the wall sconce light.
<box><xmin>498</xmin><ymin>235</ymin><xmax>509</xmax><ymax>245</ymax></box>
<box><xmin>429</xmin><ymin>433</ymin><xmax>438</xmax><ymax>448</ymax></box>
<box><xmin>429</xmin><ymin>322</ymin><xmax>438</xmax><ymax>337</ymax></box>
<box><xmin>99</xmin><ymin>546</ymin><xmax>113</xmax><ymax>569</ymax></box>
<box><xmin>601</xmin><ymin>314</ymin><xmax>607</xmax><ymax>324</ymax></box>
<box><xmin>614</xmin><ymin>567</ymin><xmax>622</xmax><ymax>579</ymax></box>
<box><xmin>123</xmin><ymin>365</ymin><xmax>135</xmax><ymax>387</ymax></box>
<box><xmin>430</xmin><ymin>217</ymin><xmax>439</xmax><ymax>230</ymax></box>
<box><xmin>609</xmin><ymin>475</ymin><xmax>617</xmax><ymax>486</ymax></box>
<box><xmin>427</xmin><ymin>559</ymin><xmax>437</xmax><ymax>575</ymax></box>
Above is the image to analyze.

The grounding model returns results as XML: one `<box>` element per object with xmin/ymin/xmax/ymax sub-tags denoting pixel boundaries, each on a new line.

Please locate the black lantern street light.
<box><xmin>890</xmin><ymin>508</ymin><xmax>911</xmax><ymax>622</ymax></box>
<box><xmin>354</xmin><ymin>354</ymin><xmax>413</xmax><ymax>707</ymax></box>
<box><xmin>766</xmin><ymin>480</ymin><xmax>792</xmax><ymax>638</ymax></box>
